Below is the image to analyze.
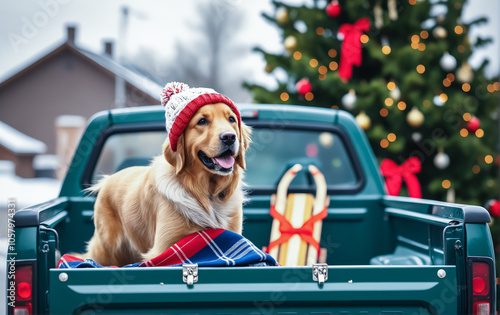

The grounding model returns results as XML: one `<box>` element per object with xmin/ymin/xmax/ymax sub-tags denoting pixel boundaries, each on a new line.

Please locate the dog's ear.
<box><xmin>163</xmin><ymin>135</ymin><xmax>186</xmax><ymax>174</ymax></box>
<box><xmin>235</xmin><ymin>122</ymin><xmax>252</xmax><ymax>169</ymax></box>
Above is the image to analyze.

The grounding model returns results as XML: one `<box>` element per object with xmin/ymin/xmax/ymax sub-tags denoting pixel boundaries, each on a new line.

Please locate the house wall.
<box><xmin>0</xmin><ymin>50</ymin><xmax>115</xmax><ymax>154</ymax></box>
<box><xmin>0</xmin><ymin>147</ymin><xmax>35</xmax><ymax>178</ymax></box>
<box><xmin>0</xmin><ymin>49</ymin><xmax>157</xmax><ymax>155</ymax></box>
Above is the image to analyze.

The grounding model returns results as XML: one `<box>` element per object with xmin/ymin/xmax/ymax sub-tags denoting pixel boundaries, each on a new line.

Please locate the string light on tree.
<box><xmin>342</xmin><ymin>89</ymin><xmax>357</xmax><ymax>110</ymax></box>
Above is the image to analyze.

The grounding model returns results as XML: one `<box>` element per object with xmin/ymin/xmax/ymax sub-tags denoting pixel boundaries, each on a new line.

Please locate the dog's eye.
<box><xmin>197</xmin><ymin>118</ymin><xmax>209</xmax><ymax>126</ymax></box>
<box><xmin>228</xmin><ymin>116</ymin><xmax>236</xmax><ymax>123</ymax></box>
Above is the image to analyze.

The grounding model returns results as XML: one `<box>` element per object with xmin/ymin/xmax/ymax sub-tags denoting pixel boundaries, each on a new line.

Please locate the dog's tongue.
<box><xmin>213</xmin><ymin>155</ymin><xmax>235</xmax><ymax>169</ymax></box>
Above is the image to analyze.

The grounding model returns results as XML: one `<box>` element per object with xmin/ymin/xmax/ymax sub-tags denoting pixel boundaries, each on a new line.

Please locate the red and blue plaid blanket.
<box><xmin>58</xmin><ymin>229</ymin><xmax>278</xmax><ymax>268</ymax></box>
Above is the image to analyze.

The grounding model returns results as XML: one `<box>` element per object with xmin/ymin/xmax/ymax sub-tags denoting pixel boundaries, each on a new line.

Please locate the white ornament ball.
<box><xmin>412</xmin><ymin>132</ymin><xmax>423</xmax><ymax>142</ymax></box>
<box><xmin>434</xmin><ymin>152</ymin><xmax>450</xmax><ymax>169</ymax></box>
<box><xmin>342</xmin><ymin>90</ymin><xmax>356</xmax><ymax>110</ymax></box>
<box><xmin>440</xmin><ymin>52</ymin><xmax>457</xmax><ymax>71</ymax></box>
<box><xmin>390</xmin><ymin>86</ymin><xmax>401</xmax><ymax>101</ymax></box>
<box><xmin>433</xmin><ymin>26</ymin><xmax>447</xmax><ymax>39</ymax></box>
<box><xmin>433</xmin><ymin>95</ymin><xmax>445</xmax><ymax>106</ymax></box>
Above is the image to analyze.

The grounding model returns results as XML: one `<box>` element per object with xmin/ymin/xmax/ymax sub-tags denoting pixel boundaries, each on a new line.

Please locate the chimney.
<box><xmin>104</xmin><ymin>41</ymin><xmax>113</xmax><ymax>57</ymax></box>
<box><xmin>67</xmin><ymin>26</ymin><xmax>76</xmax><ymax>44</ymax></box>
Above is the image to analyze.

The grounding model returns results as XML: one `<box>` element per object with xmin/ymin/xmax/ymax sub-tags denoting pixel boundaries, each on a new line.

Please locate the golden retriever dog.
<box><xmin>83</xmin><ymin>102</ymin><xmax>251</xmax><ymax>266</ymax></box>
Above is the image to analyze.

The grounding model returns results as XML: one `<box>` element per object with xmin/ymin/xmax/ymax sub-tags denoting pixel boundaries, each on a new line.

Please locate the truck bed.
<box><xmin>24</xmin><ymin>193</ymin><xmax>477</xmax><ymax>314</ymax></box>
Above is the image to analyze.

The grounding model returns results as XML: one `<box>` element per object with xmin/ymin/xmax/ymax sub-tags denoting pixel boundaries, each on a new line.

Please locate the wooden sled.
<box><xmin>265</xmin><ymin>164</ymin><xmax>329</xmax><ymax>266</ymax></box>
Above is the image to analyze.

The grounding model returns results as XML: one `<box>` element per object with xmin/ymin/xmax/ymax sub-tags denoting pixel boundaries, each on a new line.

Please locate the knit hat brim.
<box><xmin>168</xmin><ymin>93</ymin><xmax>241</xmax><ymax>152</ymax></box>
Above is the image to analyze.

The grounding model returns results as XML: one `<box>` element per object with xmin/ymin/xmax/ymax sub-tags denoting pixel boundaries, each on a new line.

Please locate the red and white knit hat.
<box><xmin>161</xmin><ymin>82</ymin><xmax>241</xmax><ymax>152</ymax></box>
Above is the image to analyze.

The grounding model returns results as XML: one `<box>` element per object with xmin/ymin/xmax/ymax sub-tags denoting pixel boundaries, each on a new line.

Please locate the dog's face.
<box><xmin>164</xmin><ymin>103</ymin><xmax>251</xmax><ymax>176</ymax></box>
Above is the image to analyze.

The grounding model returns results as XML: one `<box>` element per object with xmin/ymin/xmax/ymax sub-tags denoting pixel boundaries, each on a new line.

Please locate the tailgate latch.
<box><xmin>183</xmin><ymin>264</ymin><xmax>198</xmax><ymax>286</ymax></box>
<box><xmin>312</xmin><ymin>263</ymin><xmax>328</xmax><ymax>285</ymax></box>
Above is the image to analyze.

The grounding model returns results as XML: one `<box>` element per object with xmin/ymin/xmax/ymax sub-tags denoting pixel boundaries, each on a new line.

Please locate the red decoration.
<box><xmin>486</xmin><ymin>200</ymin><xmax>500</xmax><ymax>217</ymax></box>
<box><xmin>267</xmin><ymin>204</ymin><xmax>328</xmax><ymax>257</ymax></box>
<box><xmin>296</xmin><ymin>78</ymin><xmax>312</xmax><ymax>95</ymax></box>
<box><xmin>380</xmin><ymin>157</ymin><xmax>422</xmax><ymax>198</ymax></box>
<box><xmin>338</xmin><ymin>17</ymin><xmax>371</xmax><ymax>82</ymax></box>
<box><xmin>326</xmin><ymin>1</ymin><xmax>341</xmax><ymax>17</ymax></box>
<box><xmin>467</xmin><ymin>116</ymin><xmax>481</xmax><ymax>133</ymax></box>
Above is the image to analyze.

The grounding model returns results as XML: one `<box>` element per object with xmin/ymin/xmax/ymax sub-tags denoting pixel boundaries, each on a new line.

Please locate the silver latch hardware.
<box><xmin>182</xmin><ymin>264</ymin><xmax>198</xmax><ymax>286</ymax></box>
<box><xmin>312</xmin><ymin>263</ymin><xmax>328</xmax><ymax>285</ymax></box>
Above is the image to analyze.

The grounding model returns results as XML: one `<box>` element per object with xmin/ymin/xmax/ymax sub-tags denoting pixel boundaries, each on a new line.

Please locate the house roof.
<box><xmin>0</xmin><ymin>121</ymin><xmax>46</xmax><ymax>154</ymax></box>
<box><xmin>0</xmin><ymin>41</ymin><xmax>164</xmax><ymax>103</ymax></box>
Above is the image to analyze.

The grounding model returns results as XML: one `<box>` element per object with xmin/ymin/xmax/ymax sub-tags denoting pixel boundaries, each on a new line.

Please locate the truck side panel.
<box><xmin>49</xmin><ymin>266</ymin><xmax>457</xmax><ymax>314</ymax></box>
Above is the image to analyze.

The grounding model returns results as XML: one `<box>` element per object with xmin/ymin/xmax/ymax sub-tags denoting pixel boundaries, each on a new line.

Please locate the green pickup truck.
<box><xmin>7</xmin><ymin>104</ymin><xmax>497</xmax><ymax>314</ymax></box>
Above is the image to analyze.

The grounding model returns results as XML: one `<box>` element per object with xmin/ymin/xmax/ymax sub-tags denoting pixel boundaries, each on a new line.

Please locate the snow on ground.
<box><xmin>0</xmin><ymin>161</ymin><xmax>61</xmax><ymax>313</ymax></box>
<box><xmin>0</xmin><ymin>171</ymin><xmax>61</xmax><ymax>214</ymax></box>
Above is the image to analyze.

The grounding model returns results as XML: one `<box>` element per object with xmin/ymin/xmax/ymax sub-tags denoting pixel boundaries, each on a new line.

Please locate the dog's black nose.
<box><xmin>220</xmin><ymin>131</ymin><xmax>236</xmax><ymax>145</ymax></box>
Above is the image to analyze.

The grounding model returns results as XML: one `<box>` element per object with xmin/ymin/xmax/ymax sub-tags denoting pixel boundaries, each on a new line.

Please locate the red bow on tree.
<box><xmin>380</xmin><ymin>157</ymin><xmax>422</xmax><ymax>198</ymax></box>
<box><xmin>338</xmin><ymin>17</ymin><xmax>371</xmax><ymax>81</ymax></box>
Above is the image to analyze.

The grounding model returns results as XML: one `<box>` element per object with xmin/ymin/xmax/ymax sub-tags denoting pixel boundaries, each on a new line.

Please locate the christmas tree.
<box><xmin>245</xmin><ymin>0</ymin><xmax>499</xmax><ymax>210</ymax></box>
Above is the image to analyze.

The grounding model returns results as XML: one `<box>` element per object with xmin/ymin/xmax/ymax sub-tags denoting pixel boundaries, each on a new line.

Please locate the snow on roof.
<box><xmin>76</xmin><ymin>47</ymin><xmax>164</xmax><ymax>102</ymax></box>
<box><xmin>0</xmin><ymin>41</ymin><xmax>164</xmax><ymax>102</ymax></box>
<box><xmin>55</xmin><ymin>115</ymin><xmax>86</xmax><ymax>128</ymax></box>
<box><xmin>0</xmin><ymin>121</ymin><xmax>46</xmax><ymax>154</ymax></box>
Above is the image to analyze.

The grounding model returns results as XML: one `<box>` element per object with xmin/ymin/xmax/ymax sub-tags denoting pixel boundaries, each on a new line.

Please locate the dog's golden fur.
<box><xmin>82</xmin><ymin>103</ymin><xmax>251</xmax><ymax>266</ymax></box>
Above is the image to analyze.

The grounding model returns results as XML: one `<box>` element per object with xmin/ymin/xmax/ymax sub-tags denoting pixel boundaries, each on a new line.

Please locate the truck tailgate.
<box><xmin>49</xmin><ymin>265</ymin><xmax>457</xmax><ymax>314</ymax></box>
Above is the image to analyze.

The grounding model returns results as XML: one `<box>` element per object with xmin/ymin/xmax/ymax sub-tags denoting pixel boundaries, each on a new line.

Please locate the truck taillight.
<box><xmin>11</xmin><ymin>265</ymin><xmax>33</xmax><ymax>315</ymax></box>
<box><xmin>469</xmin><ymin>257</ymin><xmax>495</xmax><ymax>315</ymax></box>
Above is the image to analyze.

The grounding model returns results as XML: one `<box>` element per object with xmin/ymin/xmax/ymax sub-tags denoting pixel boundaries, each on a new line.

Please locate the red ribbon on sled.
<box><xmin>267</xmin><ymin>205</ymin><xmax>327</xmax><ymax>257</ymax></box>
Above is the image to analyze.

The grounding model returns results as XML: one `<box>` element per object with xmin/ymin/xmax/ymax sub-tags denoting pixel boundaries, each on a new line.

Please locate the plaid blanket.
<box><xmin>58</xmin><ymin>229</ymin><xmax>278</xmax><ymax>268</ymax></box>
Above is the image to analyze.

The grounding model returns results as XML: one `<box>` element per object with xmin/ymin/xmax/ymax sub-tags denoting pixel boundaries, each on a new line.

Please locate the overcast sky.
<box><xmin>0</xmin><ymin>0</ymin><xmax>498</xmax><ymax>95</ymax></box>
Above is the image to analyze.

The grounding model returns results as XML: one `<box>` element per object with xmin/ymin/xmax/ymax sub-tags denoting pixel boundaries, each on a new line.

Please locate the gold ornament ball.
<box><xmin>276</xmin><ymin>7</ymin><xmax>289</xmax><ymax>25</ymax></box>
<box><xmin>433</xmin><ymin>26</ymin><xmax>447</xmax><ymax>39</ymax></box>
<box><xmin>265</xmin><ymin>64</ymin><xmax>274</xmax><ymax>73</ymax></box>
<box><xmin>284</xmin><ymin>35</ymin><xmax>298</xmax><ymax>53</ymax></box>
<box><xmin>356</xmin><ymin>111</ymin><xmax>371</xmax><ymax>130</ymax></box>
<box><xmin>407</xmin><ymin>107</ymin><xmax>424</xmax><ymax>128</ymax></box>
<box><xmin>456</xmin><ymin>62</ymin><xmax>474</xmax><ymax>83</ymax></box>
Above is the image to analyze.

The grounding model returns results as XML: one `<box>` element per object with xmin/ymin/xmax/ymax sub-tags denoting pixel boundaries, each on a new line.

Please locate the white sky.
<box><xmin>0</xmin><ymin>0</ymin><xmax>498</xmax><ymax>93</ymax></box>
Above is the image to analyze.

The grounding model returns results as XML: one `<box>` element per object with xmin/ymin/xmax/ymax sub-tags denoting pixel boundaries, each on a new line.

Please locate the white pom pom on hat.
<box><xmin>161</xmin><ymin>82</ymin><xmax>241</xmax><ymax>152</ymax></box>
